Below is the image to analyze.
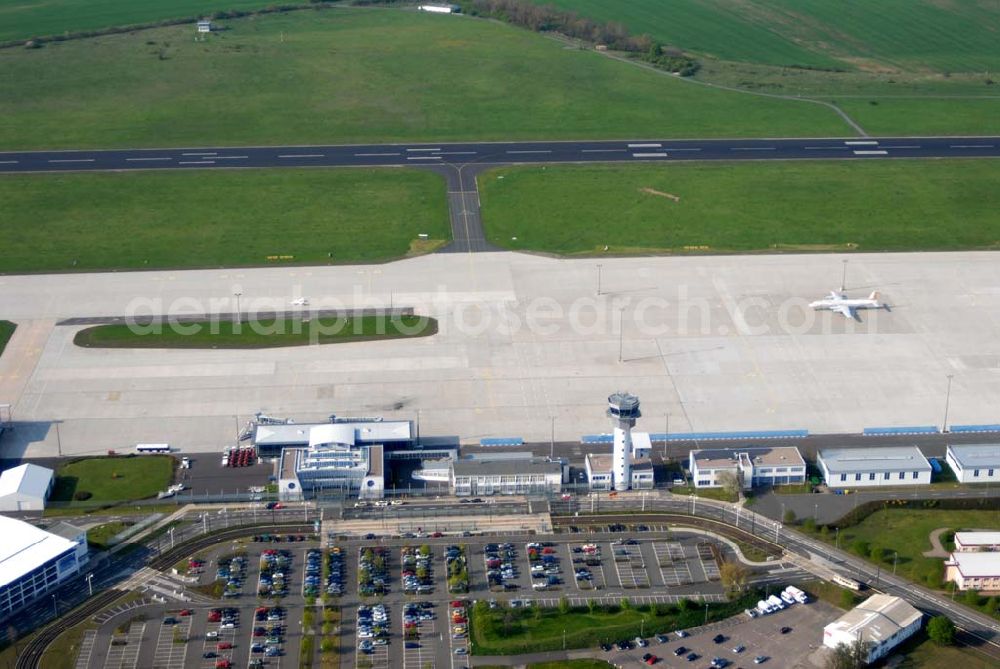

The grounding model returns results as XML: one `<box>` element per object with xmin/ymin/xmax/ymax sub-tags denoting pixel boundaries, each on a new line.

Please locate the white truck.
<box><xmin>780</xmin><ymin>590</ymin><xmax>796</xmax><ymax>605</ymax></box>
<box><xmin>784</xmin><ymin>586</ymin><xmax>808</xmax><ymax>604</ymax></box>
<box><xmin>767</xmin><ymin>594</ymin><xmax>785</xmax><ymax>610</ymax></box>
<box><xmin>756</xmin><ymin>599</ymin><xmax>773</xmax><ymax>615</ymax></box>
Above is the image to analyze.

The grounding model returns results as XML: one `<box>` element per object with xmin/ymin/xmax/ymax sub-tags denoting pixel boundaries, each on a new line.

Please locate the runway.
<box><xmin>1</xmin><ymin>136</ymin><xmax>999</xmax><ymax>173</ymax></box>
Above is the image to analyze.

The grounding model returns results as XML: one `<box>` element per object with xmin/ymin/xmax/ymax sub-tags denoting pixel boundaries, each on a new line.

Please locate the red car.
<box><xmin>431</xmin><ymin>532</ymin><xmax>443</xmax><ymax>538</ymax></box>
<box><xmin>217</xmin><ymin>642</ymin><xmax>233</xmax><ymax>650</ymax></box>
<box><xmin>178</xmin><ymin>609</ymin><xmax>192</xmax><ymax>617</ymax></box>
<box><xmin>645</xmin><ymin>655</ymin><xmax>659</xmax><ymax>665</ymax></box>
<box><xmin>450</xmin><ymin>601</ymin><xmax>463</xmax><ymax>608</ymax></box>
<box><xmin>215</xmin><ymin>661</ymin><xmax>231</xmax><ymax>669</ymax></box>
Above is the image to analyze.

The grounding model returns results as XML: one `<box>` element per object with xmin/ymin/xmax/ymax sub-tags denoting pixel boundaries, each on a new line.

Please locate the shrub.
<box><xmin>74</xmin><ymin>490</ymin><xmax>93</xmax><ymax>501</ymax></box>
<box><xmin>927</xmin><ymin>615</ymin><xmax>955</xmax><ymax>645</ymax></box>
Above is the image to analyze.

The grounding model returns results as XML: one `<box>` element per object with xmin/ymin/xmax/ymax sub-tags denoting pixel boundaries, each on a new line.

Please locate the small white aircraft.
<box><xmin>290</xmin><ymin>297</ymin><xmax>310</xmax><ymax>306</ymax></box>
<box><xmin>809</xmin><ymin>290</ymin><xmax>883</xmax><ymax>319</ymax></box>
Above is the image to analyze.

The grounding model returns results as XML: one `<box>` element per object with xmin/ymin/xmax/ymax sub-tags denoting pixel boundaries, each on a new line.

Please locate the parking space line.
<box><xmin>74</xmin><ymin>629</ymin><xmax>97</xmax><ymax>669</ymax></box>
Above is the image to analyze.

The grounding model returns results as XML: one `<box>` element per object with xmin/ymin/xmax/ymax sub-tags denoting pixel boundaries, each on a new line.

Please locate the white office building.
<box><xmin>585</xmin><ymin>453</ymin><xmax>653</xmax><ymax>491</ymax></box>
<box><xmin>689</xmin><ymin>447</ymin><xmax>805</xmax><ymax>490</ymax></box>
<box><xmin>818</xmin><ymin>446</ymin><xmax>931</xmax><ymax>488</ymax></box>
<box><xmin>944</xmin><ymin>552</ymin><xmax>1000</xmax><ymax>591</ymax></box>
<box><xmin>0</xmin><ymin>463</ymin><xmax>54</xmax><ymax>512</ymax></box>
<box><xmin>945</xmin><ymin>444</ymin><xmax>1000</xmax><ymax>483</ymax></box>
<box><xmin>954</xmin><ymin>531</ymin><xmax>1000</xmax><ymax>552</ymax></box>
<box><xmin>450</xmin><ymin>455</ymin><xmax>562</xmax><ymax>496</ymax></box>
<box><xmin>0</xmin><ymin>517</ymin><xmax>86</xmax><ymax>622</ymax></box>
<box><xmin>822</xmin><ymin>594</ymin><xmax>922</xmax><ymax>664</ymax></box>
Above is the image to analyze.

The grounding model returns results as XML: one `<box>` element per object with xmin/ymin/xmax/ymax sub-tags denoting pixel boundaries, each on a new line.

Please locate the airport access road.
<box><xmin>1</xmin><ymin>136</ymin><xmax>999</xmax><ymax>173</ymax></box>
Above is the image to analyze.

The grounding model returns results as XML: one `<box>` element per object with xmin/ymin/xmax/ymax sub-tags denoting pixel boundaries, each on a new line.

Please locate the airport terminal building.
<box><xmin>0</xmin><ymin>517</ymin><xmax>86</xmax><ymax>622</ymax></box>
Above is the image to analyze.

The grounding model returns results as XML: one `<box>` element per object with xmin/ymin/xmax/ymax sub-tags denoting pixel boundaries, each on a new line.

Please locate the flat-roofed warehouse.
<box><xmin>945</xmin><ymin>443</ymin><xmax>1000</xmax><ymax>483</ymax></box>
<box><xmin>945</xmin><ymin>552</ymin><xmax>1000</xmax><ymax>591</ymax></box>
<box><xmin>822</xmin><ymin>594</ymin><xmax>922</xmax><ymax>664</ymax></box>
<box><xmin>0</xmin><ymin>517</ymin><xmax>86</xmax><ymax>622</ymax></box>
<box><xmin>818</xmin><ymin>446</ymin><xmax>931</xmax><ymax>488</ymax></box>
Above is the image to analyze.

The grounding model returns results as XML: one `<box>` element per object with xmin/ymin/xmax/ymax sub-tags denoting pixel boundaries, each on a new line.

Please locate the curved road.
<box><xmin>1</xmin><ymin>136</ymin><xmax>999</xmax><ymax>173</ymax></box>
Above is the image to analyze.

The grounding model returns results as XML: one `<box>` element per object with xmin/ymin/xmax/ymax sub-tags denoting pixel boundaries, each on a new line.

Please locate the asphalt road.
<box><xmin>2</xmin><ymin>136</ymin><xmax>999</xmax><ymax>173</ymax></box>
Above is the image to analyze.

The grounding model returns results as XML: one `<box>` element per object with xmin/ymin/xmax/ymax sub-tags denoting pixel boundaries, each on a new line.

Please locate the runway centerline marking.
<box><xmin>126</xmin><ymin>157</ymin><xmax>172</xmax><ymax>162</ymax></box>
<box><xmin>950</xmin><ymin>144</ymin><xmax>994</xmax><ymax>149</ymax></box>
<box><xmin>507</xmin><ymin>150</ymin><xmax>552</xmax><ymax>154</ymax></box>
<box><xmin>881</xmin><ymin>145</ymin><xmax>920</xmax><ymax>149</ymax></box>
<box><xmin>438</xmin><ymin>151</ymin><xmax>477</xmax><ymax>155</ymax></box>
<box><xmin>407</xmin><ymin>156</ymin><xmax>442</xmax><ymax>160</ymax></box>
<box><xmin>582</xmin><ymin>149</ymin><xmax>627</xmax><ymax>153</ymax></box>
<box><xmin>178</xmin><ymin>160</ymin><xmax>216</xmax><ymax>165</ymax></box>
<box><xmin>354</xmin><ymin>152</ymin><xmax>400</xmax><ymax>157</ymax></box>
<box><xmin>48</xmin><ymin>159</ymin><xmax>94</xmax><ymax>163</ymax></box>
<box><xmin>406</xmin><ymin>148</ymin><xmax>441</xmax><ymax>152</ymax></box>
<box><xmin>804</xmin><ymin>146</ymin><xmax>848</xmax><ymax>150</ymax></box>
<box><xmin>845</xmin><ymin>141</ymin><xmax>879</xmax><ymax>146</ymax></box>
<box><xmin>278</xmin><ymin>154</ymin><xmax>324</xmax><ymax>158</ymax></box>
<box><xmin>731</xmin><ymin>147</ymin><xmax>776</xmax><ymax>151</ymax></box>
<box><xmin>181</xmin><ymin>152</ymin><xmax>217</xmax><ymax>156</ymax></box>
<box><xmin>0</xmin><ymin>160</ymin><xmax>19</xmax><ymax>164</ymax></box>
<box><xmin>662</xmin><ymin>148</ymin><xmax>702</xmax><ymax>152</ymax></box>
<box><xmin>212</xmin><ymin>156</ymin><xmax>249</xmax><ymax>160</ymax></box>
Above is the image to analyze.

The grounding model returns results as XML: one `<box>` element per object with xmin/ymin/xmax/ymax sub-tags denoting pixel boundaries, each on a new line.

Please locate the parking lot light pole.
<box><xmin>86</xmin><ymin>573</ymin><xmax>93</xmax><ymax>597</ymax></box>
<box><xmin>704</xmin><ymin>602</ymin><xmax>709</xmax><ymax>625</ymax></box>
<box><xmin>563</xmin><ymin>629</ymin><xmax>567</xmax><ymax>650</ymax></box>
<box><xmin>51</xmin><ymin>594</ymin><xmax>57</xmax><ymax>617</ymax></box>
<box><xmin>943</xmin><ymin>374</ymin><xmax>955</xmax><ymax>432</ymax></box>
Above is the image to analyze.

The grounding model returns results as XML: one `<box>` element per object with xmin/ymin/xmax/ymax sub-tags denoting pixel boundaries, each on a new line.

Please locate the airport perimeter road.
<box><xmin>1</xmin><ymin>136</ymin><xmax>1000</xmax><ymax>172</ymax></box>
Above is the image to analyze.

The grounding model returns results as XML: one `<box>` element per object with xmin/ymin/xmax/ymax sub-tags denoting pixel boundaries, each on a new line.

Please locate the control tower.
<box><xmin>607</xmin><ymin>392</ymin><xmax>641</xmax><ymax>491</ymax></box>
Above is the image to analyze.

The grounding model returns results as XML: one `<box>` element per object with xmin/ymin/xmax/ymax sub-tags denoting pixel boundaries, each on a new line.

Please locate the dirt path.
<box><xmin>923</xmin><ymin>526</ymin><xmax>952</xmax><ymax>558</ymax></box>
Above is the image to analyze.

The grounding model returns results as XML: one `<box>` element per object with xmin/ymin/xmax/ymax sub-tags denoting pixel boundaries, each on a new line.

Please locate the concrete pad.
<box><xmin>1</xmin><ymin>251</ymin><xmax>999</xmax><ymax>457</ymax></box>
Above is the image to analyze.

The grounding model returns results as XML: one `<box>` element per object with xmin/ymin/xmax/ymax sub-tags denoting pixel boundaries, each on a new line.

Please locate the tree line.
<box><xmin>458</xmin><ymin>0</ymin><xmax>700</xmax><ymax>76</ymax></box>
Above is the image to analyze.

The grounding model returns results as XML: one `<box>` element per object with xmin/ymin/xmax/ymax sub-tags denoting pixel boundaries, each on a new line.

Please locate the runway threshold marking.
<box><xmin>852</xmin><ymin>150</ymin><xmax>889</xmax><ymax>155</ymax></box>
<box><xmin>278</xmin><ymin>154</ymin><xmax>324</xmax><ymax>158</ymax></box>
<box><xmin>126</xmin><ymin>157</ymin><xmax>172</xmax><ymax>162</ymax></box>
<box><xmin>48</xmin><ymin>158</ymin><xmax>94</xmax><ymax>163</ymax></box>
<box><xmin>632</xmin><ymin>152</ymin><xmax>668</xmax><ymax>158</ymax></box>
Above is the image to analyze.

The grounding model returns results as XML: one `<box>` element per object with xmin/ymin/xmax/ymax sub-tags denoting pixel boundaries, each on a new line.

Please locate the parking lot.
<box><xmin>73</xmin><ymin>528</ymin><xmax>742</xmax><ymax>669</ymax></box>
<box><xmin>604</xmin><ymin>598</ymin><xmax>841</xmax><ymax>669</ymax></box>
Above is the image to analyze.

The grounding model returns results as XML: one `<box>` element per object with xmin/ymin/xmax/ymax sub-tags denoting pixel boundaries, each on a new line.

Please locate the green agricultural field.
<box><xmin>535</xmin><ymin>0</ymin><xmax>1000</xmax><ymax>73</ymax></box>
<box><xmin>0</xmin><ymin>168</ymin><xmax>448</xmax><ymax>272</ymax></box>
<box><xmin>0</xmin><ymin>0</ymin><xmax>282</xmax><ymax>43</ymax></box>
<box><xmin>0</xmin><ymin>320</ymin><xmax>15</xmax><ymax>357</ymax></box>
<box><xmin>478</xmin><ymin>160</ymin><xmax>1000</xmax><ymax>255</ymax></box>
<box><xmin>0</xmin><ymin>8</ymin><xmax>851</xmax><ymax>150</ymax></box>
<box><xmin>50</xmin><ymin>455</ymin><xmax>174</xmax><ymax>503</ymax></box>
<box><xmin>532</xmin><ymin>0</ymin><xmax>1000</xmax><ymax>134</ymax></box>
<box><xmin>74</xmin><ymin>315</ymin><xmax>438</xmax><ymax>349</ymax></box>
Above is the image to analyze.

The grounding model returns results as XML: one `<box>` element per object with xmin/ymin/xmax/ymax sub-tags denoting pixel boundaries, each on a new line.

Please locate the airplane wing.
<box><xmin>833</xmin><ymin>304</ymin><xmax>854</xmax><ymax>318</ymax></box>
<box><xmin>827</xmin><ymin>291</ymin><xmax>844</xmax><ymax>301</ymax></box>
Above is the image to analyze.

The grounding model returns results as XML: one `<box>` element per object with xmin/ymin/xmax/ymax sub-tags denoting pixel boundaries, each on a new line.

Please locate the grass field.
<box><xmin>86</xmin><ymin>520</ymin><xmax>131</xmax><ymax>550</ymax></box>
<box><xmin>0</xmin><ymin>168</ymin><xmax>448</xmax><ymax>272</ymax></box>
<box><xmin>0</xmin><ymin>0</ymin><xmax>283</xmax><ymax>43</ymax></box>
<box><xmin>478</xmin><ymin>160</ymin><xmax>1000</xmax><ymax>255</ymax></box>
<box><xmin>0</xmin><ymin>320</ymin><xmax>15</xmax><ymax>357</ymax></box>
<box><xmin>50</xmin><ymin>455</ymin><xmax>174</xmax><ymax>503</ymax></box>
<box><xmin>471</xmin><ymin>593</ymin><xmax>755</xmax><ymax>654</ymax></box>
<box><xmin>0</xmin><ymin>8</ymin><xmax>851</xmax><ymax>150</ymax></box>
<box><xmin>824</xmin><ymin>508</ymin><xmax>1000</xmax><ymax>587</ymax></box>
<box><xmin>74</xmin><ymin>315</ymin><xmax>438</xmax><ymax>349</ymax></box>
<box><xmin>536</xmin><ymin>0</ymin><xmax>1000</xmax><ymax>73</ymax></box>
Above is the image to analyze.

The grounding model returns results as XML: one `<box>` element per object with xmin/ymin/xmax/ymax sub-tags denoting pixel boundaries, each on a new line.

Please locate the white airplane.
<box><xmin>290</xmin><ymin>297</ymin><xmax>310</xmax><ymax>306</ymax></box>
<box><xmin>809</xmin><ymin>290</ymin><xmax>883</xmax><ymax>319</ymax></box>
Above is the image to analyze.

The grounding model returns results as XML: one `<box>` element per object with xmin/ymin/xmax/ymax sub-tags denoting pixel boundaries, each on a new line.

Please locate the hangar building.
<box><xmin>0</xmin><ymin>463</ymin><xmax>54</xmax><ymax>512</ymax></box>
<box><xmin>0</xmin><ymin>517</ymin><xmax>86</xmax><ymax>622</ymax></box>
